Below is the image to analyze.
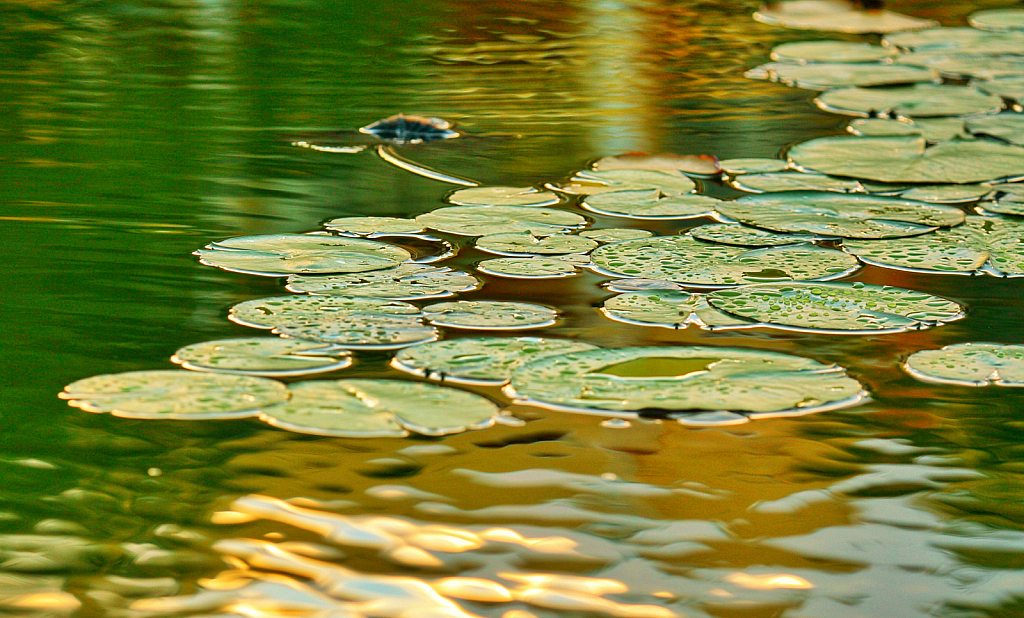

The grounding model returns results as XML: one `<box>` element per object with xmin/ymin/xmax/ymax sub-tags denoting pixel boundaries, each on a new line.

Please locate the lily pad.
<box><xmin>885</xmin><ymin>27</ymin><xmax>1024</xmax><ymax>54</ymax></box>
<box><xmin>720</xmin><ymin>158</ymin><xmax>790</xmax><ymax>175</ymax></box>
<box><xmin>274</xmin><ymin>315</ymin><xmax>439</xmax><ymax>350</ymax></box>
<box><xmin>548</xmin><ymin>169</ymin><xmax>697</xmax><ymax>196</ymax></box>
<box><xmin>788</xmin><ymin>136</ymin><xmax>1024</xmax><ymax>184</ymax></box>
<box><xmin>747</xmin><ymin>62</ymin><xmax>935</xmax><ymax>90</ymax></box>
<box><xmin>171</xmin><ymin>338</ymin><xmax>352</xmax><ymax>376</ymax></box>
<box><xmin>847</xmin><ymin>117</ymin><xmax>968</xmax><ymax>141</ymax></box>
<box><xmin>476</xmin><ymin>257</ymin><xmax>579</xmax><ymax>279</ymax></box>
<box><xmin>904</xmin><ymin>343</ymin><xmax>1024</xmax><ymax>387</ymax></box>
<box><xmin>581</xmin><ymin>190</ymin><xmax>721</xmax><ymax>219</ymax></box>
<box><xmin>603</xmin><ymin>278</ymin><xmax>685</xmax><ymax>292</ymax></box>
<box><xmin>286</xmin><ymin>264</ymin><xmax>481</xmax><ymax>300</ymax></box>
<box><xmin>506</xmin><ymin>345</ymin><xmax>866</xmax><ymax>418</ymax></box>
<box><xmin>475</xmin><ymin>233</ymin><xmax>598</xmax><ymax>256</ymax></box>
<box><xmin>842</xmin><ymin>216</ymin><xmax>1024</xmax><ymax>276</ymax></box>
<box><xmin>896</xmin><ymin>52</ymin><xmax>1024</xmax><ymax>80</ymax></box>
<box><xmin>322</xmin><ymin>217</ymin><xmax>426</xmax><ymax>236</ymax></box>
<box><xmin>196</xmin><ymin>234</ymin><xmax>410</xmax><ymax>276</ymax></box>
<box><xmin>687</xmin><ymin>223</ymin><xmax>816</xmax><ymax>246</ymax></box>
<box><xmin>708</xmin><ymin>282</ymin><xmax>965</xmax><ymax>334</ymax></box>
<box><xmin>815</xmin><ymin>84</ymin><xmax>1004</xmax><ymax>118</ymax></box>
<box><xmin>982</xmin><ymin>201</ymin><xmax>1024</xmax><ymax>216</ymax></box>
<box><xmin>974</xmin><ymin>76</ymin><xmax>1024</xmax><ymax>102</ymax></box>
<box><xmin>966</xmin><ymin>113</ymin><xmax>1024</xmax><ymax>146</ymax></box>
<box><xmin>423</xmin><ymin>301</ymin><xmax>558</xmax><ymax>330</ymax></box>
<box><xmin>60</xmin><ymin>370</ymin><xmax>287</xmax><ymax>419</ymax></box>
<box><xmin>589</xmin><ymin>236</ymin><xmax>859</xmax><ymax>286</ymax></box>
<box><xmin>770</xmin><ymin>40</ymin><xmax>897</xmax><ymax>63</ymax></box>
<box><xmin>982</xmin><ymin>183</ymin><xmax>1024</xmax><ymax>214</ymax></box>
<box><xmin>894</xmin><ymin>183</ymin><xmax>992</xmax><ymax>204</ymax></box>
<box><xmin>445</xmin><ymin>186</ymin><xmax>560</xmax><ymax>207</ymax></box>
<box><xmin>416</xmin><ymin>206</ymin><xmax>587</xmax><ymax>237</ymax></box>
<box><xmin>754</xmin><ymin>1</ymin><xmax>937</xmax><ymax>33</ymax></box>
<box><xmin>591</xmin><ymin>153</ymin><xmax>721</xmax><ymax>176</ymax></box>
<box><xmin>602</xmin><ymin>290</ymin><xmax>755</xmax><ymax>330</ymax></box>
<box><xmin>259</xmin><ymin>381</ymin><xmax>407</xmax><ymax>437</ymax></box>
<box><xmin>969</xmin><ymin>9</ymin><xmax>1024</xmax><ymax>32</ymax></box>
<box><xmin>230</xmin><ymin>295</ymin><xmax>421</xmax><ymax>329</ymax></box>
<box><xmin>393</xmin><ymin>337</ymin><xmax>599</xmax><ymax>385</ymax></box>
<box><xmin>729</xmin><ymin>172</ymin><xmax>862</xmax><ymax>193</ymax></box>
<box><xmin>578</xmin><ymin>228</ymin><xmax>654</xmax><ymax>243</ymax></box>
<box><xmin>359</xmin><ymin>114</ymin><xmax>458</xmax><ymax>144</ymax></box>
<box><xmin>716</xmin><ymin>192</ymin><xmax>964</xmax><ymax>238</ymax></box>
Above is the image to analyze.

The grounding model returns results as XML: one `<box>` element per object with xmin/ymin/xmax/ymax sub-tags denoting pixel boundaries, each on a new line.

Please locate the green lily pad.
<box><xmin>322</xmin><ymin>217</ymin><xmax>425</xmax><ymax>236</ymax></box>
<box><xmin>548</xmin><ymin>169</ymin><xmax>697</xmax><ymax>196</ymax></box>
<box><xmin>445</xmin><ymin>186</ymin><xmax>560</xmax><ymax>207</ymax></box>
<box><xmin>982</xmin><ymin>183</ymin><xmax>1024</xmax><ymax>214</ymax></box>
<box><xmin>747</xmin><ymin>62</ymin><xmax>935</xmax><ymax>90</ymax></box>
<box><xmin>770</xmin><ymin>40</ymin><xmax>897</xmax><ymax>63</ymax></box>
<box><xmin>815</xmin><ymin>84</ymin><xmax>1004</xmax><ymax>118</ymax></box>
<box><xmin>894</xmin><ymin>183</ymin><xmax>992</xmax><ymax>204</ymax></box>
<box><xmin>477</xmin><ymin>257</ymin><xmax>579</xmax><ymax>279</ymax></box>
<box><xmin>603</xmin><ymin>278</ymin><xmax>685</xmax><ymax>292</ymax></box>
<box><xmin>687</xmin><ymin>223</ymin><xmax>815</xmax><ymax>246</ymax></box>
<box><xmin>393</xmin><ymin>337</ymin><xmax>599</xmax><ymax>385</ymax></box>
<box><xmin>259</xmin><ymin>381</ymin><xmax>407</xmax><ymax>437</ymax></box>
<box><xmin>590</xmin><ymin>153</ymin><xmax>721</xmax><ymax>176</ymax></box>
<box><xmin>716</xmin><ymin>192</ymin><xmax>964</xmax><ymax>238</ymax></box>
<box><xmin>974</xmin><ymin>76</ymin><xmax>1024</xmax><ymax>102</ymax></box>
<box><xmin>969</xmin><ymin>9</ymin><xmax>1024</xmax><ymax>31</ymax></box>
<box><xmin>230</xmin><ymin>295</ymin><xmax>421</xmax><ymax>329</ymax></box>
<box><xmin>754</xmin><ymin>1</ymin><xmax>937</xmax><ymax>34</ymax></box>
<box><xmin>275</xmin><ymin>314</ymin><xmax>439</xmax><ymax>349</ymax></box>
<box><xmin>286</xmin><ymin>264</ymin><xmax>481</xmax><ymax>300</ymax></box>
<box><xmin>506</xmin><ymin>345</ymin><xmax>866</xmax><ymax>418</ymax></box>
<box><xmin>581</xmin><ymin>190</ymin><xmax>721</xmax><ymax>219</ymax></box>
<box><xmin>196</xmin><ymin>234</ymin><xmax>411</xmax><ymax>276</ymax></box>
<box><xmin>904</xmin><ymin>343</ymin><xmax>1024</xmax><ymax>386</ymax></box>
<box><xmin>171</xmin><ymin>338</ymin><xmax>352</xmax><ymax>376</ymax></box>
<box><xmin>708</xmin><ymin>282</ymin><xmax>965</xmax><ymax>334</ymax></box>
<box><xmin>60</xmin><ymin>370</ymin><xmax>287</xmax><ymax>419</ymax></box>
<box><xmin>589</xmin><ymin>236</ymin><xmax>859</xmax><ymax>286</ymax></box>
<box><xmin>720</xmin><ymin>158</ymin><xmax>790</xmax><ymax>175</ymax></box>
<box><xmin>729</xmin><ymin>172</ymin><xmax>862</xmax><ymax>193</ymax></box>
<box><xmin>475</xmin><ymin>232</ymin><xmax>598</xmax><ymax>256</ymax></box>
<box><xmin>847</xmin><ymin>117</ymin><xmax>968</xmax><ymax>141</ymax></box>
<box><xmin>602</xmin><ymin>290</ymin><xmax>755</xmax><ymax>330</ymax></box>
<box><xmin>896</xmin><ymin>52</ymin><xmax>1024</xmax><ymax>80</ymax></box>
<box><xmin>843</xmin><ymin>216</ymin><xmax>1024</xmax><ymax>276</ymax></box>
<box><xmin>416</xmin><ymin>206</ymin><xmax>587</xmax><ymax>237</ymax></box>
<box><xmin>982</xmin><ymin>201</ymin><xmax>1024</xmax><ymax>216</ymax></box>
<box><xmin>885</xmin><ymin>27</ymin><xmax>1024</xmax><ymax>53</ymax></box>
<box><xmin>966</xmin><ymin>113</ymin><xmax>1024</xmax><ymax>146</ymax></box>
<box><xmin>788</xmin><ymin>136</ymin><xmax>1024</xmax><ymax>184</ymax></box>
<box><xmin>423</xmin><ymin>301</ymin><xmax>558</xmax><ymax>330</ymax></box>
<box><xmin>578</xmin><ymin>228</ymin><xmax>654</xmax><ymax>243</ymax></box>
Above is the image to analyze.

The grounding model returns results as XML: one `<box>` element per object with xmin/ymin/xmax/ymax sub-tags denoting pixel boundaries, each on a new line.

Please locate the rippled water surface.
<box><xmin>4</xmin><ymin>1</ymin><xmax>1024</xmax><ymax>617</ymax></box>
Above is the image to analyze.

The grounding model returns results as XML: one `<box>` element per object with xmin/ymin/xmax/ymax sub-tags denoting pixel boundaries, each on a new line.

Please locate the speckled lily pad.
<box><xmin>171</xmin><ymin>338</ymin><xmax>352</xmax><ymax>376</ymax></box>
<box><xmin>581</xmin><ymin>190</ymin><xmax>721</xmax><ymax>219</ymax></box>
<box><xmin>578</xmin><ymin>228</ymin><xmax>654</xmax><ymax>243</ymax></box>
<box><xmin>60</xmin><ymin>371</ymin><xmax>287</xmax><ymax>419</ymax></box>
<box><xmin>686</xmin><ymin>223</ymin><xmax>815</xmax><ymax>246</ymax></box>
<box><xmin>904</xmin><ymin>343</ymin><xmax>1024</xmax><ymax>386</ymax></box>
<box><xmin>708</xmin><ymin>282</ymin><xmax>965</xmax><ymax>334</ymax></box>
<box><xmin>196</xmin><ymin>234</ymin><xmax>411</xmax><ymax>276</ymax></box>
<box><xmin>505</xmin><ymin>346</ymin><xmax>866</xmax><ymax>418</ymax></box>
<box><xmin>275</xmin><ymin>314</ymin><xmax>438</xmax><ymax>349</ymax></box>
<box><xmin>815</xmin><ymin>84</ymin><xmax>1004</xmax><ymax>118</ymax></box>
<box><xmin>230</xmin><ymin>295</ymin><xmax>421</xmax><ymax>329</ymax></box>
<box><xmin>720</xmin><ymin>158</ymin><xmax>789</xmax><ymax>175</ymax></box>
<box><xmin>476</xmin><ymin>257</ymin><xmax>579</xmax><ymax>279</ymax></box>
<box><xmin>322</xmin><ymin>217</ymin><xmax>425</xmax><ymax>236</ymax></box>
<box><xmin>729</xmin><ymin>172</ymin><xmax>862</xmax><ymax>193</ymax></box>
<box><xmin>445</xmin><ymin>186</ymin><xmax>560</xmax><ymax>207</ymax></box>
<box><xmin>548</xmin><ymin>169</ymin><xmax>697</xmax><ymax>196</ymax></box>
<box><xmin>286</xmin><ymin>264</ymin><xmax>481</xmax><ymax>300</ymax></box>
<box><xmin>393</xmin><ymin>337</ymin><xmax>599</xmax><ymax>385</ymax></box>
<box><xmin>475</xmin><ymin>233</ymin><xmax>597</xmax><ymax>256</ymax></box>
<box><xmin>770</xmin><ymin>40</ymin><xmax>897</xmax><ymax>63</ymax></box>
<box><xmin>747</xmin><ymin>62</ymin><xmax>935</xmax><ymax>90</ymax></box>
<box><xmin>416</xmin><ymin>206</ymin><xmax>586</xmax><ymax>237</ymax></box>
<box><xmin>423</xmin><ymin>301</ymin><xmax>558</xmax><ymax>330</ymax></box>
<box><xmin>602</xmin><ymin>290</ymin><xmax>754</xmax><ymax>330</ymax></box>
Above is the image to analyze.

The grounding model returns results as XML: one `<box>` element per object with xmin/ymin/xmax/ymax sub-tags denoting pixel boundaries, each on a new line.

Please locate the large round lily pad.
<box><xmin>904</xmin><ymin>343</ymin><xmax>1024</xmax><ymax>387</ymax></box>
<box><xmin>687</xmin><ymin>223</ymin><xmax>815</xmax><ymax>247</ymax></box>
<box><xmin>754</xmin><ymin>1</ymin><xmax>937</xmax><ymax>33</ymax></box>
<box><xmin>506</xmin><ymin>346</ymin><xmax>866</xmax><ymax>418</ymax></box>
<box><xmin>788</xmin><ymin>136</ymin><xmax>1024</xmax><ymax>184</ymax></box>
<box><xmin>322</xmin><ymin>217</ymin><xmax>425</xmax><ymax>236</ymax></box>
<box><xmin>969</xmin><ymin>9</ymin><xmax>1024</xmax><ymax>32</ymax></box>
<box><xmin>230</xmin><ymin>295</ymin><xmax>421</xmax><ymax>329</ymax></box>
<box><xmin>708</xmin><ymin>282</ymin><xmax>965</xmax><ymax>334</ymax></box>
<box><xmin>286</xmin><ymin>264</ymin><xmax>481</xmax><ymax>300</ymax></box>
<box><xmin>423</xmin><ymin>301</ymin><xmax>558</xmax><ymax>330</ymax></box>
<box><xmin>416</xmin><ymin>206</ymin><xmax>586</xmax><ymax>237</ymax></box>
<box><xmin>581</xmin><ymin>190</ymin><xmax>720</xmax><ymax>219</ymax></box>
<box><xmin>747</xmin><ymin>62</ymin><xmax>935</xmax><ymax>90</ymax></box>
<box><xmin>548</xmin><ymin>169</ymin><xmax>696</xmax><ymax>196</ymax></box>
<box><xmin>476</xmin><ymin>257</ymin><xmax>579</xmax><ymax>279</ymax></box>
<box><xmin>475</xmin><ymin>233</ymin><xmax>597</xmax><ymax>256</ymax></box>
<box><xmin>601</xmin><ymin>290</ymin><xmax>754</xmax><ymax>330</ymax></box>
<box><xmin>589</xmin><ymin>236</ymin><xmax>858</xmax><ymax>286</ymax></box>
<box><xmin>885</xmin><ymin>27</ymin><xmax>1024</xmax><ymax>53</ymax></box>
<box><xmin>60</xmin><ymin>370</ymin><xmax>287</xmax><ymax>419</ymax></box>
<box><xmin>729</xmin><ymin>172</ymin><xmax>862</xmax><ymax>193</ymax></box>
<box><xmin>770</xmin><ymin>40</ymin><xmax>897</xmax><ymax>63</ymax></box>
<box><xmin>966</xmin><ymin>113</ymin><xmax>1024</xmax><ymax>146</ymax></box>
<box><xmin>715</xmin><ymin>191</ymin><xmax>964</xmax><ymax>238</ymax></box>
<box><xmin>445</xmin><ymin>186</ymin><xmax>560</xmax><ymax>207</ymax></box>
<box><xmin>393</xmin><ymin>337</ymin><xmax>599</xmax><ymax>385</ymax></box>
<box><xmin>814</xmin><ymin>84</ymin><xmax>1004</xmax><ymax>118</ymax></box>
<box><xmin>171</xmin><ymin>338</ymin><xmax>352</xmax><ymax>376</ymax></box>
<box><xmin>196</xmin><ymin>234</ymin><xmax>411</xmax><ymax>276</ymax></box>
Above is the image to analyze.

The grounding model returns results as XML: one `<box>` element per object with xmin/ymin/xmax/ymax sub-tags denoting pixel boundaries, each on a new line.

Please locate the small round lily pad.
<box><xmin>445</xmin><ymin>186</ymin><xmax>560</xmax><ymax>207</ymax></box>
<box><xmin>904</xmin><ymin>343</ymin><xmax>1024</xmax><ymax>386</ymax></box>
<box><xmin>770</xmin><ymin>40</ymin><xmax>897</xmax><ymax>63</ymax></box>
<box><xmin>969</xmin><ymin>9</ymin><xmax>1024</xmax><ymax>31</ymax></box>
<box><xmin>896</xmin><ymin>52</ymin><xmax>1024</xmax><ymax>81</ymax></box>
<box><xmin>476</xmin><ymin>257</ymin><xmax>579</xmax><ymax>279</ymax></box>
<box><xmin>708</xmin><ymin>282</ymin><xmax>965</xmax><ymax>334</ymax></box>
<box><xmin>275</xmin><ymin>315</ymin><xmax>439</xmax><ymax>350</ymax></box>
<box><xmin>729</xmin><ymin>172</ymin><xmax>862</xmax><ymax>193</ymax></box>
<box><xmin>423</xmin><ymin>301</ymin><xmax>558</xmax><ymax>330</ymax></box>
<box><xmin>686</xmin><ymin>223</ymin><xmax>815</xmax><ymax>246</ymax></box>
<box><xmin>60</xmin><ymin>370</ymin><xmax>287</xmax><ymax>419</ymax></box>
<box><xmin>746</xmin><ymin>62</ymin><xmax>935</xmax><ymax>90</ymax></box>
<box><xmin>885</xmin><ymin>27</ymin><xmax>1024</xmax><ymax>53</ymax></box>
<box><xmin>602</xmin><ymin>290</ymin><xmax>754</xmax><ymax>330</ymax></box>
<box><xmin>475</xmin><ymin>233</ymin><xmax>598</xmax><ymax>256</ymax></box>
<box><xmin>720</xmin><ymin>158</ymin><xmax>790</xmax><ymax>175</ymax></box>
<box><xmin>416</xmin><ymin>206</ymin><xmax>587</xmax><ymax>237</ymax></box>
<box><xmin>506</xmin><ymin>346</ymin><xmax>866</xmax><ymax>418</ymax></box>
<box><xmin>754</xmin><ymin>1</ymin><xmax>937</xmax><ymax>34</ymax></box>
<box><xmin>196</xmin><ymin>234</ymin><xmax>411</xmax><ymax>276</ymax></box>
<box><xmin>581</xmin><ymin>190</ymin><xmax>721</xmax><ymax>219</ymax></box>
<box><xmin>578</xmin><ymin>228</ymin><xmax>654</xmax><ymax>243</ymax></box>
<box><xmin>286</xmin><ymin>264</ymin><xmax>481</xmax><ymax>300</ymax></box>
<box><xmin>322</xmin><ymin>217</ymin><xmax>425</xmax><ymax>236</ymax></box>
<box><xmin>548</xmin><ymin>169</ymin><xmax>697</xmax><ymax>196</ymax></box>
<box><xmin>230</xmin><ymin>295</ymin><xmax>421</xmax><ymax>329</ymax></box>
<box><xmin>172</xmin><ymin>338</ymin><xmax>352</xmax><ymax>376</ymax></box>
<box><xmin>815</xmin><ymin>84</ymin><xmax>1005</xmax><ymax>118</ymax></box>
<box><xmin>892</xmin><ymin>184</ymin><xmax>992</xmax><ymax>204</ymax></box>
<box><xmin>591</xmin><ymin>153</ymin><xmax>721</xmax><ymax>176</ymax></box>
<box><xmin>847</xmin><ymin>117</ymin><xmax>968</xmax><ymax>141</ymax></box>
<box><xmin>393</xmin><ymin>337</ymin><xmax>599</xmax><ymax>385</ymax></box>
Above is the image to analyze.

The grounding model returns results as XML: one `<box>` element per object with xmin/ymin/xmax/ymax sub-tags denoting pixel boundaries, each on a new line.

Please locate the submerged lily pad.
<box><xmin>171</xmin><ymin>338</ymin><xmax>352</xmax><ymax>376</ymax></box>
<box><xmin>197</xmin><ymin>234</ymin><xmax>410</xmax><ymax>276</ymax></box>
<box><xmin>885</xmin><ymin>27</ymin><xmax>1024</xmax><ymax>54</ymax></box>
<box><xmin>323</xmin><ymin>217</ymin><xmax>425</xmax><ymax>236</ymax></box>
<box><xmin>602</xmin><ymin>290</ymin><xmax>754</xmax><ymax>330</ymax></box>
<box><xmin>904</xmin><ymin>343</ymin><xmax>1024</xmax><ymax>387</ymax></box>
<box><xmin>548</xmin><ymin>169</ymin><xmax>697</xmax><ymax>196</ymax></box>
<box><xmin>393</xmin><ymin>337</ymin><xmax>599</xmax><ymax>385</ymax></box>
<box><xmin>815</xmin><ymin>84</ymin><xmax>1004</xmax><ymax>118</ymax></box>
<box><xmin>788</xmin><ymin>136</ymin><xmax>1024</xmax><ymax>184</ymax></box>
<box><xmin>716</xmin><ymin>191</ymin><xmax>963</xmax><ymax>238</ymax></box>
<box><xmin>416</xmin><ymin>206</ymin><xmax>586</xmax><ymax>237</ymax></box>
<box><xmin>720</xmin><ymin>158</ymin><xmax>790</xmax><ymax>175</ymax></box>
<box><xmin>747</xmin><ymin>62</ymin><xmax>935</xmax><ymax>90</ymax></box>
<box><xmin>445</xmin><ymin>186</ymin><xmax>560</xmax><ymax>207</ymax></box>
<box><xmin>578</xmin><ymin>228</ymin><xmax>654</xmax><ymax>243</ymax></box>
<box><xmin>359</xmin><ymin>114</ymin><xmax>458</xmax><ymax>144</ymax></box>
<box><xmin>591</xmin><ymin>153</ymin><xmax>721</xmax><ymax>176</ymax></box>
<box><xmin>475</xmin><ymin>233</ymin><xmax>597</xmax><ymax>256</ymax></box>
<box><xmin>770</xmin><ymin>40</ymin><xmax>897</xmax><ymax>63</ymax></box>
<box><xmin>506</xmin><ymin>346</ymin><xmax>866</xmax><ymax>418</ymax></box>
<box><xmin>60</xmin><ymin>370</ymin><xmax>287</xmax><ymax>419</ymax></box>
<box><xmin>969</xmin><ymin>9</ymin><xmax>1024</xmax><ymax>31</ymax></box>
<box><xmin>975</xmin><ymin>76</ymin><xmax>1024</xmax><ymax>102</ymax></box>
<box><xmin>729</xmin><ymin>172</ymin><xmax>862</xmax><ymax>193</ymax></box>
<box><xmin>708</xmin><ymin>282</ymin><xmax>965</xmax><ymax>334</ymax></box>
<box><xmin>589</xmin><ymin>236</ymin><xmax>858</xmax><ymax>286</ymax></box>
<box><xmin>423</xmin><ymin>301</ymin><xmax>558</xmax><ymax>330</ymax></box>
<box><xmin>286</xmin><ymin>264</ymin><xmax>480</xmax><ymax>300</ymax></box>
<box><xmin>230</xmin><ymin>295</ymin><xmax>421</xmax><ymax>329</ymax></box>
<box><xmin>581</xmin><ymin>190</ymin><xmax>721</xmax><ymax>219</ymax></box>
<box><xmin>476</xmin><ymin>257</ymin><xmax>579</xmax><ymax>279</ymax></box>
<box><xmin>966</xmin><ymin>113</ymin><xmax>1024</xmax><ymax>147</ymax></box>
<box><xmin>687</xmin><ymin>223</ymin><xmax>815</xmax><ymax>246</ymax></box>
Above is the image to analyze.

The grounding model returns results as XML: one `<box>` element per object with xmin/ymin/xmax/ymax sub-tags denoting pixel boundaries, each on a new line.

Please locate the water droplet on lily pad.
<box><xmin>904</xmin><ymin>342</ymin><xmax>1024</xmax><ymax>386</ymax></box>
<box><xmin>720</xmin><ymin>158</ymin><xmax>790</xmax><ymax>175</ymax></box>
<box><xmin>393</xmin><ymin>337</ymin><xmax>599</xmax><ymax>385</ymax></box>
<box><xmin>969</xmin><ymin>9</ymin><xmax>1024</xmax><ymax>32</ymax></box>
<box><xmin>196</xmin><ymin>234</ymin><xmax>410</xmax><ymax>276</ymax></box>
<box><xmin>230</xmin><ymin>295</ymin><xmax>421</xmax><ymax>329</ymax></box>
<box><xmin>476</xmin><ymin>257</ymin><xmax>579</xmax><ymax>279</ymax></box>
<box><xmin>581</xmin><ymin>190</ymin><xmax>721</xmax><ymax>219</ymax></box>
<box><xmin>423</xmin><ymin>301</ymin><xmax>558</xmax><ymax>330</ymax></box>
<box><xmin>416</xmin><ymin>205</ymin><xmax>587</xmax><ymax>237</ymax></box>
<box><xmin>707</xmin><ymin>282</ymin><xmax>965</xmax><ymax>334</ymax></box>
<box><xmin>475</xmin><ymin>232</ymin><xmax>598</xmax><ymax>256</ymax></box>
<box><xmin>746</xmin><ymin>62</ymin><xmax>935</xmax><ymax>90</ymax></box>
<box><xmin>60</xmin><ymin>370</ymin><xmax>288</xmax><ymax>419</ymax></box>
<box><xmin>754</xmin><ymin>1</ymin><xmax>937</xmax><ymax>33</ymax></box>
<box><xmin>548</xmin><ymin>169</ymin><xmax>697</xmax><ymax>196</ymax></box>
<box><xmin>286</xmin><ymin>264</ymin><xmax>481</xmax><ymax>300</ymax></box>
<box><xmin>602</xmin><ymin>290</ymin><xmax>755</xmax><ymax>330</ymax></box>
<box><xmin>815</xmin><ymin>84</ymin><xmax>1004</xmax><ymax>118</ymax></box>
<box><xmin>171</xmin><ymin>338</ymin><xmax>352</xmax><ymax>376</ymax></box>
<box><xmin>687</xmin><ymin>223</ymin><xmax>816</xmax><ymax>246</ymax></box>
<box><xmin>506</xmin><ymin>346</ymin><xmax>866</xmax><ymax>418</ymax></box>
<box><xmin>445</xmin><ymin>186</ymin><xmax>561</xmax><ymax>207</ymax></box>
<box><xmin>770</xmin><ymin>40</ymin><xmax>897</xmax><ymax>63</ymax></box>
<box><xmin>578</xmin><ymin>228</ymin><xmax>654</xmax><ymax>243</ymax></box>
<box><xmin>729</xmin><ymin>172</ymin><xmax>862</xmax><ymax>193</ymax></box>
<box><xmin>322</xmin><ymin>217</ymin><xmax>426</xmax><ymax>236</ymax></box>
<box><xmin>966</xmin><ymin>113</ymin><xmax>1024</xmax><ymax>147</ymax></box>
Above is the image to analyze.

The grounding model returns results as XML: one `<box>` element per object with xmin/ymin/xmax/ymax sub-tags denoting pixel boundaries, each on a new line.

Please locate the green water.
<box><xmin>3</xmin><ymin>1</ymin><xmax>1024</xmax><ymax>617</ymax></box>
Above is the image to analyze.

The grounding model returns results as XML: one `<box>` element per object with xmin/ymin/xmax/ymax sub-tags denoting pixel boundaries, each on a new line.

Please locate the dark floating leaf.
<box><xmin>904</xmin><ymin>343</ymin><xmax>1024</xmax><ymax>387</ymax></box>
<box><xmin>359</xmin><ymin>114</ymin><xmax>459</xmax><ymax>144</ymax></box>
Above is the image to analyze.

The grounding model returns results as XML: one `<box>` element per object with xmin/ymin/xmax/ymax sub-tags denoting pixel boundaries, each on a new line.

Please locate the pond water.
<box><xmin>3</xmin><ymin>1</ymin><xmax>1024</xmax><ymax>617</ymax></box>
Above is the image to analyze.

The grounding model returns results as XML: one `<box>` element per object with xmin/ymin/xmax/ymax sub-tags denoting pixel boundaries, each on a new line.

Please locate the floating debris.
<box><xmin>359</xmin><ymin>114</ymin><xmax>459</xmax><ymax>144</ymax></box>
